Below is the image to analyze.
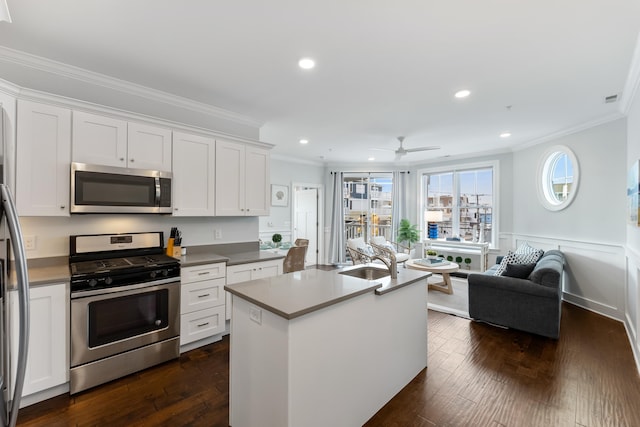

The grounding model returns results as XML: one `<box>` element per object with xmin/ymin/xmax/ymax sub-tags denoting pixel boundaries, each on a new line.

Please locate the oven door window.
<box><xmin>88</xmin><ymin>289</ymin><xmax>169</xmax><ymax>348</ymax></box>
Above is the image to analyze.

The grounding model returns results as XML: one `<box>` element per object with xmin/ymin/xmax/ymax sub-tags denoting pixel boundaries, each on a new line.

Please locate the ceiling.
<box><xmin>0</xmin><ymin>0</ymin><xmax>639</xmax><ymax>164</ymax></box>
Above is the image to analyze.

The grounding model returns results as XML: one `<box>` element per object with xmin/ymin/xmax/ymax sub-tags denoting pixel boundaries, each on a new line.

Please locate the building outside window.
<box><xmin>420</xmin><ymin>163</ymin><xmax>496</xmax><ymax>246</ymax></box>
<box><xmin>343</xmin><ymin>173</ymin><xmax>393</xmax><ymax>241</ymax></box>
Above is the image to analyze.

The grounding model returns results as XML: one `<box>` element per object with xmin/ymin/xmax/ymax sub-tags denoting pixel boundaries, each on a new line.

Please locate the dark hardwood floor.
<box><xmin>17</xmin><ymin>303</ymin><xmax>640</xmax><ymax>426</ymax></box>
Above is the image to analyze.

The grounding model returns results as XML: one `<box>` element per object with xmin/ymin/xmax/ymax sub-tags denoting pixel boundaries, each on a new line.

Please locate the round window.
<box><xmin>536</xmin><ymin>145</ymin><xmax>579</xmax><ymax>211</ymax></box>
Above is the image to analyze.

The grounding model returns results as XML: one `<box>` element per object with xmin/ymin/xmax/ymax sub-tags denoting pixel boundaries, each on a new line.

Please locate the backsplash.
<box><xmin>19</xmin><ymin>215</ymin><xmax>259</xmax><ymax>259</ymax></box>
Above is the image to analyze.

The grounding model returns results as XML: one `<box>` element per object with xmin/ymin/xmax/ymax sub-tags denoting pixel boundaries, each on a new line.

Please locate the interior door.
<box><xmin>294</xmin><ymin>188</ymin><xmax>318</xmax><ymax>265</ymax></box>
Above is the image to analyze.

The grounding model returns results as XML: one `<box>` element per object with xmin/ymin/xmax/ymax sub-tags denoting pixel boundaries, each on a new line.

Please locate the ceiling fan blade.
<box><xmin>404</xmin><ymin>146</ymin><xmax>440</xmax><ymax>153</ymax></box>
<box><xmin>371</xmin><ymin>147</ymin><xmax>395</xmax><ymax>152</ymax></box>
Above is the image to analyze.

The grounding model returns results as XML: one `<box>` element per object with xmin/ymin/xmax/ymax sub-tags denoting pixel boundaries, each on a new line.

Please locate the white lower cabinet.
<box><xmin>225</xmin><ymin>259</ymin><xmax>283</xmax><ymax>320</ymax></box>
<box><xmin>10</xmin><ymin>283</ymin><xmax>68</xmax><ymax>398</ymax></box>
<box><xmin>180</xmin><ymin>263</ymin><xmax>226</xmax><ymax>347</ymax></box>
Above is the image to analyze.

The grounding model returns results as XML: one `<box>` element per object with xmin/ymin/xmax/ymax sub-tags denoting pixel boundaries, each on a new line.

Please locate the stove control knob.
<box><xmin>89</xmin><ymin>279</ymin><xmax>98</xmax><ymax>287</ymax></box>
<box><xmin>105</xmin><ymin>277</ymin><xmax>113</xmax><ymax>285</ymax></box>
<box><xmin>162</xmin><ymin>269</ymin><xmax>169</xmax><ymax>277</ymax></box>
<box><xmin>150</xmin><ymin>271</ymin><xmax>157</xmax><ymax>279</ymax></box>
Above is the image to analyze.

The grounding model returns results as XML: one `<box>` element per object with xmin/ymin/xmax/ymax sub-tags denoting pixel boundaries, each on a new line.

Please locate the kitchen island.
<box><xmin>225</xmin><ymin>265</ymin><xmax>431</xmax><ymax>427</ymax></box>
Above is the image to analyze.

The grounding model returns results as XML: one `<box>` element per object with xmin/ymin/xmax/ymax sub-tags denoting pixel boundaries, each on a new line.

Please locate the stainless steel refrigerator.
<box><xmin>0</xmin><ymin>111</ymin><xmax>30</xmax><ymax>426</ymax></box>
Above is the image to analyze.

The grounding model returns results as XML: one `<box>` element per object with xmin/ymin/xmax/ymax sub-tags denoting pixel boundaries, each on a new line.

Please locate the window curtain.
<box><xmin>328</xmin><ymin>172</ymin><xmax>346</xmax><ymax>265</ymax></box>
<box><xmin>391</xmin><ymin>171</ymin><xmax>407</xmax><ymax>243</ymax></box>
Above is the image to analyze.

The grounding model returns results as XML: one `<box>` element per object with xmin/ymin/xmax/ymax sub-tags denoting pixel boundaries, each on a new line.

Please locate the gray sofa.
<box><xmin>467</xmin><ymin>250</ymin><xmax>565</xmax><ymax>339</ymax></box>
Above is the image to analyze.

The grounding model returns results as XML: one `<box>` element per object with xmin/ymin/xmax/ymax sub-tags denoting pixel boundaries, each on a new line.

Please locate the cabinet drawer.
<box><xmin>181</xmin><ymin>278</ymin><xmax>224</xmax><ymax>313</ymax></box>
<box><xmin>181</xmin><ymin>263</ymin><xmax>226</xmax><ymax>283</ymax></box>
<box><xmin>180</xmin><ymin>306</ymin><xmax>226</xmax><ymax>345</ymax></box>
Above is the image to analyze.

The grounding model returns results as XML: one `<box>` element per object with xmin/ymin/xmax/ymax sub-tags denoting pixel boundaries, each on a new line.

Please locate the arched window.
<box><xmin>537</xmin><ymin>145</ymin><xmax>579</xmax><ymax>211</ymax></box>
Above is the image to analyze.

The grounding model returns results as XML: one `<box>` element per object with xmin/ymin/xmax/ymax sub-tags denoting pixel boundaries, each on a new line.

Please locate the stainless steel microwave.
<box><xmin>71</xmin><ymin>162</ymin><xmax>172</xmax><ymax>213</ymax></box>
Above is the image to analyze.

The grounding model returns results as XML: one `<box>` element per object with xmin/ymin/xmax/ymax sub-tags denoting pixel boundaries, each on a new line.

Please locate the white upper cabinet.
<box><xmin>127</xmin><ymin>122</ymin><xmax>172</xmax><ymax>171</ymax></box>
<box><xmin>72</xmin><ymin>111</ymin><xmax>172</xmax><ymax>171</ymax></box>
<box><xmin>172</xmin><ymin>131</ymin><xmax>215</xmax><ymax>216</ymax></box>
<box><xmin>215</xmin><ymin>139</ymin><xmax>270</xmax><ymax>216</ymax></box>
<box><xmin>16</xmin><ymin>100</ymin><xmax>71</xmax><ymax>216</ymax></box>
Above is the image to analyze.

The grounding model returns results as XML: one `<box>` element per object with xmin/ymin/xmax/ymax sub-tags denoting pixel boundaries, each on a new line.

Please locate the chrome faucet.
<box><xmin>371</xmin><ymin>254</ymin><xmax>398</xmax><ymax>279</ymax></box>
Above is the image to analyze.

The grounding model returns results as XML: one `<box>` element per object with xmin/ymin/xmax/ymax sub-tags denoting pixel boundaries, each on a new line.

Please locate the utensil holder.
<box><xmin>166</xmin><ymin>238</ymin><xmax>174</xmax><ymax>256</ymax></box>
<box><xmin>172</xmin><ymin>246</ymin><xmax>182</xmax><ymax>258</ymax></box>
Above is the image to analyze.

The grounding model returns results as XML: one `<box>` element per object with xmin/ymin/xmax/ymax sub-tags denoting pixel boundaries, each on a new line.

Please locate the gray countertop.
<box><xmin>225</xmin><ymin>264</ymin><xmax>431</xmax><ymax>320</ymax></box>
<box><xmin>179</xmin><ymin>242</ymin><xmax>285</xmax><ymax>267</ymax></box>
<box><xmin>16</xmin><ymin>241</ymin><xmax>285</xmax><ymax>288</ymax></box>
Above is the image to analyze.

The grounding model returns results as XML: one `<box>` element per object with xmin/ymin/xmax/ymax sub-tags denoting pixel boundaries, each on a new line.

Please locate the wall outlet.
<box><xmin>24</xmin><ymin>235</ymin><xmax>36</xmax><ymax>251</ymax></box>
<box><xmin>249</xmin><ymin>306</ymin><xmax>262</xmax><ymax>325</ymax></box>
<box><xmin>214</xmin><ymin>229</ymin><xmax>222</xmax><ymax>239</ymax></box>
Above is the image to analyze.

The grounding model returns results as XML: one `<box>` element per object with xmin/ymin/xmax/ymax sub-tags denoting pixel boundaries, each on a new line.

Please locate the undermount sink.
<box><xmin>339</xmin><ymin>266</ymin><xmax>390</xmax><ymax>280</ymax></box>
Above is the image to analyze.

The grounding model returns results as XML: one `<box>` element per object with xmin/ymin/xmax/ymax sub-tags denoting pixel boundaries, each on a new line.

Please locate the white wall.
<box><xmin>625</xmin><ymin>77</ymin><xmax>640</xmax><ymax>370</ymax></box>
<box><xmin>259</xmin><ymin>156</ymin><xmax>324</xmax><ymax>242</ymax></box>
<box><xmin>512</xmin><ymin>119</ymin><xmax>628</xmax><ymax>320</ymax></box>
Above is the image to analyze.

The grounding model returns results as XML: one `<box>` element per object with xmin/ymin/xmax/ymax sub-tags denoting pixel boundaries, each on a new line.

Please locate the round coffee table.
<box><xmin>405</xmin><ymin>259</ymin><xmax>460</xmax><ymax>295</ymax></box>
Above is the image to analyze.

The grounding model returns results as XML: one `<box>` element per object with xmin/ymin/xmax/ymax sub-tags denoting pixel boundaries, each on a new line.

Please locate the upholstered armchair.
<box><xmin>369</xmin><ymin>236</ymin><xmax>411</xmax><ymax>265</ymax></box>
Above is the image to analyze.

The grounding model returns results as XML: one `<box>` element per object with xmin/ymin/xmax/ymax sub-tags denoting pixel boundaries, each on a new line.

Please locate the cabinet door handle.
<box><xmin>60</xmin><ymin>205</ymin><xmax>65</xmax><ymax>209</ymax></box>
<box><xmin>130</xmin><ymin>158</ymin><xmax>135</xmax><ymax>163</ymax></box>
<box><xmin>197</xmin><ymin>271</ymin><xmax>210</xmax><ymax>276</ymax></box>
<box><xmin>197</xmin><ymin>322</ymin><xmax>210</xmax><ymax>328</ymax></box>
<box><xmin>197</xmin><ymin>293</ymin><xmax>210</xmax><ymax>298</ymax></box>
<box><xmin>119</xmin><ymin>157</ymin><xmax>125</xmax><ymax>161</ymax></box>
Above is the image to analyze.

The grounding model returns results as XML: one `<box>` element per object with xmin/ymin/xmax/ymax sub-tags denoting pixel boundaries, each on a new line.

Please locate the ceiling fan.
<box><xmin>374</xmin><ymin>136</ymin><xmax>440</xmax><ymax>159</ymax></box>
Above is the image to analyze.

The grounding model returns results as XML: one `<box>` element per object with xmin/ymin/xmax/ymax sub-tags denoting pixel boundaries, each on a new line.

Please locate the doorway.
<box><xmin>292</xmin><ymin>183</ymin><xmax>323</xmax><ymax>266</ymax></box>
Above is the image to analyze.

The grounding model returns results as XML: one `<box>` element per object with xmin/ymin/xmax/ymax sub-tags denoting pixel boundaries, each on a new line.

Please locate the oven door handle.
<box><xmin>1</xmin><ymin>184</ymin><xmax>30</xmax><ymax>427</ymax></box>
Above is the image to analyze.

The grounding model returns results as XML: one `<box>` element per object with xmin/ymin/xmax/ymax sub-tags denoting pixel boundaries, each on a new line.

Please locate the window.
<box><xmin>537</xmin><ymin>145</ymin><xmax>579</xmax><ymax>211</ymax></box>
<box><xmin>420</xmin><ymin>163</ymin><xmax>496</xmax><ymax>245</ymax></box>
<box><xmin>343</xmin><ymin>173</ymin><xmax>393</xmax><ymax>241</ymax></box>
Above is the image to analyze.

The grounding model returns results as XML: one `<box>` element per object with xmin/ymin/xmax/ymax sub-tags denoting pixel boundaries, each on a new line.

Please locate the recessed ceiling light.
<box><xmin>298</xmin><ymin>58</ymin><xmax>315</xmax><ymax>70</ymax></box>
<box><xmin>500</xmin><ymin>132</ymin><xmax>511</xmax><ymax>138</ymax></box>
<box><xmin>454</xmin><ymin>89</ymin><xmax>471</xmax><ymax>98</ymax></box>
<box><xmin>368</xmin><ymin>157</ymin><xmax>375</xmax><ymax>161</ymax></box>
<box><xmin>299</xmin><ymin>139</ymin><xmax>309</xmax><ymax>144</ymax></box>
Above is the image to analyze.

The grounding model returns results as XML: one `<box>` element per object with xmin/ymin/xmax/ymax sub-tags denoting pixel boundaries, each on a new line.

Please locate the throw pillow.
<box><xmin>382</xmin><ymin>242</ymin><xmax>397</xmax><ymax>253</ymax></box>
<box><xmin>493</xmin><ymin>251</ymin><xmax>519</xmax><ymax>276</ymax></box>
<box><xmin>515</xmin><ymin>242</ymin><xmax>544</xmax><ymax>264</ymax></box>
<box><xmin>503</xmin><ymin>263</ymin><xmax>536</xmax><ymax>279</ymax></box>
<box><xmin>357</xmin><ymin>245</ymin><xmax>374</xmax><ymax>256</ymax></box>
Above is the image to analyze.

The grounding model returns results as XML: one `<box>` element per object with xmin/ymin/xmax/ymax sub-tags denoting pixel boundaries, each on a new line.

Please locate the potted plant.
<box><xmin>464</xmin><ymin>257</ymin><xmax>472</xmax><ymax>270</ymax></box>
<box><xmin>446</xmin><ymin>255</ymin><xmax>453</xmax><ymax>262</ymax></box>
<box><xmin>397</xmin><ymin>219</ymin><xmax>420</xmax><ymax>251</ymax></box>
<box><xmin>455</xmin><ymin>256</ymin><xmax>463</xmax><ymax>265</ymax></box>
<box><xmin>272</xmin><ymin>233</ymin><xmax>282</xmax><ymax>247</ymax></box>
<box><xmin>426</xmin><ymin>249</ymin><xmax>438</xmax><ymax>260</ymax></box>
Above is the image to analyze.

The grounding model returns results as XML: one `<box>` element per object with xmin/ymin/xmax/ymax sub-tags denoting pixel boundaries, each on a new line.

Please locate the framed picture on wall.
<box><xmin>271</xmin><ymin>184</ymin><xmax>289</xmax><ymax>207</ymax></box>
<box><xmin>628</xmin><ymin>160</ymin><xmax>639</xmax><ymax>226</ymax></box>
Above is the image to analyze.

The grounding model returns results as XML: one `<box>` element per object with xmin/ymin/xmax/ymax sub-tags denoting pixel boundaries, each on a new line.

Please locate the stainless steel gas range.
<box><xmin>69</xmin><ymin>232</ymin><xmax>180</xmax><ymax>394</ymax></box>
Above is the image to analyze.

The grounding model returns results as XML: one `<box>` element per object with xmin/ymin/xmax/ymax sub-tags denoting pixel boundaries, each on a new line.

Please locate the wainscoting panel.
<box><xmin>512</xmin><ymin>234</ymin><xmax>626</xmax><ymax>321</ymax></box>
<box><xmin>625</xmin><ymin>246</ymin><xmax>640</xmax><ymax>373</ymax></box>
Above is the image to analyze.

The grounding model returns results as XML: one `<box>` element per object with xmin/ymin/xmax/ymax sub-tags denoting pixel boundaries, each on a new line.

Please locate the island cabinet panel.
<box><xmin>72</xmin><ymin>110</ymin><xmax>172</xmax><ymax>171</ymax></box>
<box><xmin>10</xmin><ymin>283</ymin><xmax>68</xmax><ymax>399</ymax></box>
<box><xmin>16</xmin><ymin>100</ymin><xmax>71</xmax><ymax>216</ymax></box>
<box><xmin>225</xmin><ymin>259</ymin><xmax>282</xmax><ymax>320</ymax></box>
<box><xmin>172</xmin><ymin>131</ymin><xmax>215</xmax><ymax>216</ymax></box>
<box><xmin>229</xmin><ymin>279</ymin><xmax>427</xmax><ymax>427</ymax></box>
<box><xmin>215</xmin><ymin>139</ymin><xmax>270</xmax><ymax>216</ymax></box>
<box><xmin>180</xmin><ymin>263</ymin><xmax>226</xmax><ymax>347</ymax></box>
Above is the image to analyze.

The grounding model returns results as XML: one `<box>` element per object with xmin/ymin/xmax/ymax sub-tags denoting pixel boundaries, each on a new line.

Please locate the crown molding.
<box><xmin>512</xmin><ymin>112</ymin><xmax>625</xmax><ymax>152</ymax></box>
<box><xmin>0</xmin><ymin>76</ymin><xmax>20</xmax><ymax>97</ymax></box>
<box><xmin>270</xmin><ymin>153</ymin><xmax>326</xmax><ymax>167</ymax></box>
<box><xmin>0</xmin><ymin>46</ymin><xmax>263</xmax><ymax>128</ymax></box>
<box><xmin>620</xmin><ymin>32</ymin><xmax>640</xmax><ymax>115</ymax></box>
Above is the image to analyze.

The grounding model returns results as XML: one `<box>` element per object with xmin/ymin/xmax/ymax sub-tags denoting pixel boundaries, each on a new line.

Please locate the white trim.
<box><xmin>416</xmin><ymin>160</ymin><xmax>499</xmax><ymax>249</ymax></box>
<box><xmin>0</xmin><ymin>46</ymin><xmax>263</xmax><ymax>128</ymax></box>
<box><xmin>535</xmin><ymin>145</ymin><xmax>580</xmax><ymax>211</ymax></box>
<box><xmin>291</xmin><ymin>182</ymin><xmax>325</xmax><ymax>265</ymax></box>
<box><xmin>512</xmin><ymin>112</ymin><xmax>625</xmax><ymax>152</ymax></box>
<box><xmin>9</xmin><ymin>84</ymin><xmax>272</xmax><ymax>150</ymax></box>
<box><xmin>620</xmin><ymin>31</ymin><xmax>640</xmax><ymax>115</ymax></box>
